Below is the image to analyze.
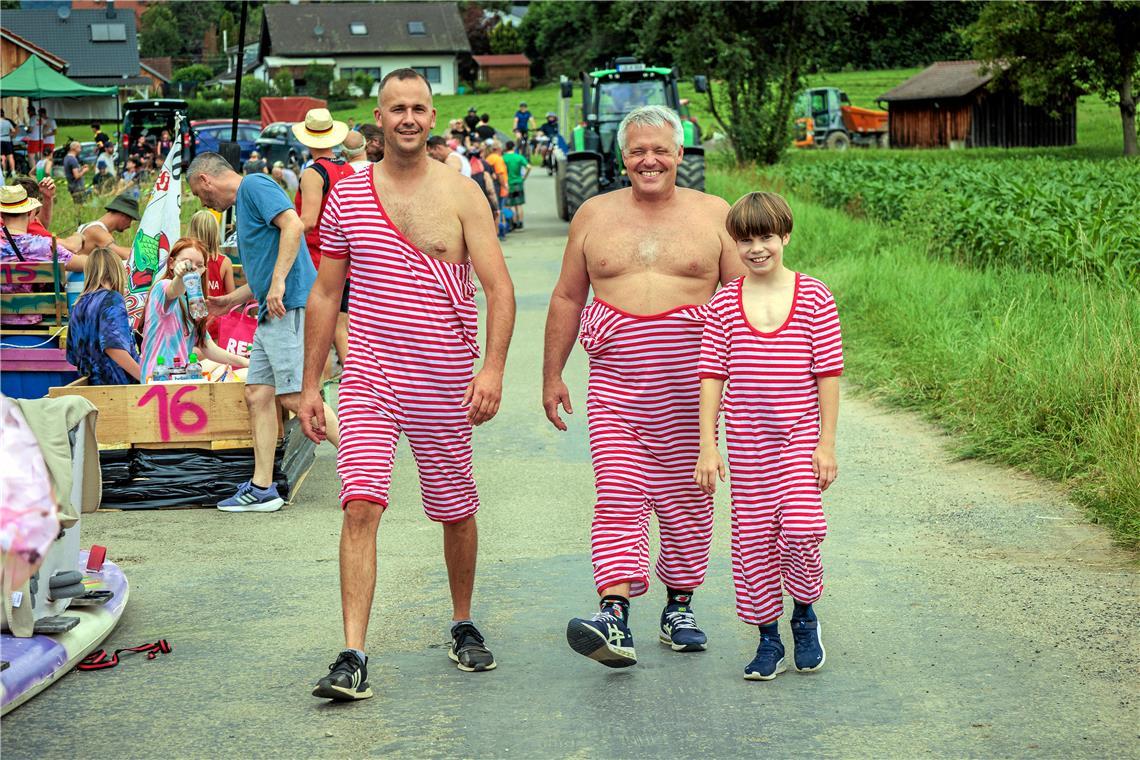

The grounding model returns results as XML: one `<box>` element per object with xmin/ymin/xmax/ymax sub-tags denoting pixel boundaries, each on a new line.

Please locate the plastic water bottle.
<box><xmin>152</xmin><ymin>356</ymin><xmax>169</xmax><ymax>383</ymax></box>
<box><xmin>186</xmin><ymin>353</ymin><xmax>203</xmax><ymax>381</ymax></box>
<box><xmin>183</xmin><ymin>270</ymin><xmax>208</xmax><ymax>320</ymax></box>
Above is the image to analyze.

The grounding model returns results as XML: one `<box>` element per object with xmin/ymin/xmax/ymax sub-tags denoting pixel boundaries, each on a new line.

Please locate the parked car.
<box><xmin>191</xmin><ymin>119</ymin><xmax>261</xmax><ymax>164</ymax></box>
<box><xmin>119</xmin><ymin>98</ymin><xmax>192</xmax><ymax>170</ymax></box>
<box><xmin>254</xmin><ymin>122</ymin><xmax>313</xmax><ymax>172</ymax></box>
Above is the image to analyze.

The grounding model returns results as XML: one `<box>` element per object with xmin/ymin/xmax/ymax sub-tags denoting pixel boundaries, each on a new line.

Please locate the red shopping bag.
<box><xmin>209</xmin><ymin>302</ymin><xmax>258</xmax><ymax>358</ymax></box>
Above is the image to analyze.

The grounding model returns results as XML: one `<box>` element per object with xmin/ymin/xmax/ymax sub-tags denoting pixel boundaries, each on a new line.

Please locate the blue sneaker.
<box><xmin>790</xmin><ymin>605</ymin><xmax>825</xmax><ymax>672</ymax></box>
<box><xmin>659</xmin><ymin>601</ymin><xmax>708</xmax><ymax>652</ymax></box>
<box><xmin>744</xmin><ymin>626</ymin><xmax>786</xmax><ymax>681</ymax></box>
<box><xmin>566</xmin><ymin>606</ymin><xmax>637</xmax><ymax>668</ymax></box>
<box><xmin>217</xmin><ymin>480</ymin><xmax>285</xmax><ymax>513</ymax></box>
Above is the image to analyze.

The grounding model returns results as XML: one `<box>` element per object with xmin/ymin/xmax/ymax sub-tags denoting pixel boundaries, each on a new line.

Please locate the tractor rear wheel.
<box><xmin>825</xmin><ymin>131</ymin><xmax>851</xmax><ymax>151</ymax></box>
<box><xmin>564</xmin><ymin>160</ymin><xmax>599</xmax><ymax>220</ymax></box>
<box><xmin>676</xmin><ymin>151</ymin><xmax>706</xmax><ymax>192</ymax></box>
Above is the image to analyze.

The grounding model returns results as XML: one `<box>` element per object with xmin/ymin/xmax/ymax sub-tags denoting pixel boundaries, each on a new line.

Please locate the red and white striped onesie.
<box><xmin>579</xmin><ymin>299</ymin><xmax>714</xmax><ymax>598</ymax></box>
<box><xmin>319</xmin><ymin>170</ymin><xmax>481</xmax><ymax>522</ymax></box>
<box><xmin>699</xmin><ymin>274</ymin><xmax>844</xmax><ymax>624</ymax></box>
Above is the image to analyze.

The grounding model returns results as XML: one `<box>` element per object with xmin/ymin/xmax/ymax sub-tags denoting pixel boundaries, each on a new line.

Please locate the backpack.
<box><xmin>310</xmin><ymin>157</ymin><xmax>355</xmax><ymax>197</ymax></box>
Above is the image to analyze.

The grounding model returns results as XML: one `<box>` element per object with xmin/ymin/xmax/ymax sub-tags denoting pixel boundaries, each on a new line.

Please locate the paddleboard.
<box><xmin>1</xmin><ymin>550</ymin><xmax>129</xmax><ymax>715</ymax></box>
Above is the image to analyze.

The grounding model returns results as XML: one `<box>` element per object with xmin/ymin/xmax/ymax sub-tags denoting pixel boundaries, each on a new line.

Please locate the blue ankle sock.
<box><xmin>347</xmin><ymin>647</ymin><xmax>366</xmax><ymax>664</ymax></box>
<box><xmin>792</xmin><ymin>601</ymin><xmax>815</xmax><ymax>620</ymax></box>
<box><xmin>758</xmin><ymin>621</ymin><xmax>780</xmax><ymax>637</ymax></box>
<box><xmin>451</xmin><ymin>619</ymin><xmax>474</xmax><ymax>634</ymax></box>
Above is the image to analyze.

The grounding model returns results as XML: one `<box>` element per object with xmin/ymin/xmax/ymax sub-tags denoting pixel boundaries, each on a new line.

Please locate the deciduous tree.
<box><xmin>968</xmin><ymin>1</ymin><xmax>1140</xmax><ymax>156</ymax></box>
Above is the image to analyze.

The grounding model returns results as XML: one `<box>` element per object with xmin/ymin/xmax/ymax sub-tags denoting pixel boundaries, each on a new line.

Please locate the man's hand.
<box><xmin>265</xmin><ymin>275</ymin><xmax>286</xmax><ymax>319</ymax></box>
<box><xmin>813</xmin><ymin>444</ymin><xmax>838</xmax><ymax>491</ymax></box>
<box><xmin>297</xmin><ymin>388</ymin><xmax>327</xmax><ymax>444</ymax></box>
<box><xmin>463</xmin><ymin>367</ymin><xmax>503</xmax><ymax>426</ymax></box>
<box><xmin>694</xmin><ymin>444</ymin><xmax>726</xmax><ymax>495</ymax></box>
<box><xmin>38</xmin><ymin>178</ymin><xmax>55</xmax><ymax>200</ymax></box>
<box><xmin>542</xmin><ymin>376</ymin><xmax>573</xmax><ymax>431</ymax></box>
<box><xmin>206</xmin><ymin>293</ymin><xmax>233</xmax><ymax>317</ymax></box>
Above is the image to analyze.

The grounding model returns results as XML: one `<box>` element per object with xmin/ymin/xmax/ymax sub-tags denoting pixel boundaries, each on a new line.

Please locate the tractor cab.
<box><xmin>555</xmin><ymin>57</ymin><xmax>707</xmax><ymax>221</ymax></box>
<box><xmin>794</xmin><ymin>87</ymin><xmax>889</xmax><ymax>150</ymax></box>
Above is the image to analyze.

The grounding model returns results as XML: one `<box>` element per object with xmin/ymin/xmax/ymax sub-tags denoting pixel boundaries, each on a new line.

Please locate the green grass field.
<box><xmin>709</xmin><ymin>167</ymin><xmax>1140</xmax><ymax>547</ymax></box>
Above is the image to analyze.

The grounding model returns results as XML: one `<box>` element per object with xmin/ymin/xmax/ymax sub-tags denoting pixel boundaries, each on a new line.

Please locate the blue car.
<box><xmin>191</xmin><ymin>119</ymin><xmax>261</xmax><ymax>164</ymax></box>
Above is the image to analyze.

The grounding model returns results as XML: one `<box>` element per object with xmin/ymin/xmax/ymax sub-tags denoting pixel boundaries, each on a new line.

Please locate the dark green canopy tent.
<box><xmin>0</xmin><ymin>55</ymin><xmax>117</xmax><ymax>98</ymax></box>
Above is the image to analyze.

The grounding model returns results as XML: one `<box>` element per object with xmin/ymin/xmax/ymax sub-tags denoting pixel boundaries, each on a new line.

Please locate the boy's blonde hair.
<box><xmin>78</xmin><ymin>247</ymin><xmax>127</xmax><ymax>299</ymax></box>
<box><xmin>726</xmin><ymin>191</ymin><xmax>794</xmax><ymax>240</ymax></box>
<box><xmin>187</xmin><ymin>210</ymin><xmax>221</xmax><ymax>261</ymax></box>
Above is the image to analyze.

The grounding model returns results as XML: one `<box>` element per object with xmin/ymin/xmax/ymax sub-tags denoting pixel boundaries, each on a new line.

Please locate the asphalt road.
<box><xmin>3</xmin><ymin>172</ymin><xmax>1137</xmax><ymax>759</ymax></box>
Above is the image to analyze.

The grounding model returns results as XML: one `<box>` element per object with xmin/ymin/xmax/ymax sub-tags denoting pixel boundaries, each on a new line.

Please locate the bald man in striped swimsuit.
<box><xmin>299</xmin><ymin>68</ymin><xmax>515</xmax><ymax>701</ymax></box>
<box><xmin>543</xmin><ymin>106</ymin><xmax>744</xmax><ymax>668</ymax></box>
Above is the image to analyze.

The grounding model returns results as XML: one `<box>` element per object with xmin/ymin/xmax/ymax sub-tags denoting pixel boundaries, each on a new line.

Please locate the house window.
<box><xmin>407</xmin><ymin>21</ymin><xmax>426</xmax><ymax>35</ymax></box>
<box><xmin>412</xmin><ymin>66</ymin><xmax>441</xmax><ymax>84</ymax></box>
<box><xmin>349</xmin><ymin>23</ymin><xmax>367</xmax><ymax>35</ymax></box>
<box><xmin>91</xmin><ymin>23</ymin><xmax>127</xmax><ymax>42</ymax></box>
<box><xmin>342</xmin><ymin>67</ymin><xmax>382</xmax><ymax>82</ymax></box>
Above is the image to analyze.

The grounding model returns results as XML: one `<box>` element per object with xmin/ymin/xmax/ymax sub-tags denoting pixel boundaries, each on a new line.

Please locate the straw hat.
<box><xmin>0</xmin><ymin>185</ymin><xmax>42</xmax><ymax>215</ymax></box>
<box><xmin>291</xmin><ymin>108</ymin><xmax>349</xmax><ymax>149</ymax></box>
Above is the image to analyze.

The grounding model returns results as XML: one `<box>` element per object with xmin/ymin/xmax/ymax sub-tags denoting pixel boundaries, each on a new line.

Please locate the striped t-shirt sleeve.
<box><xmin>698</xmin><ymin>299</ymin><xmax>729</xmax><ymax>381</ymax></box>
<box><xmin>810</xmin><ymin>288</ymin><xmax>844</xmax><ymax>377</ymax></box>
<box><xmin>318</xmin><ymin>185</ymin><xmax>349</xmax><ymax>260</ymax></box>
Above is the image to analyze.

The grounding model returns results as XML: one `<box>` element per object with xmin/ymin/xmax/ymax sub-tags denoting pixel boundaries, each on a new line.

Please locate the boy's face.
<box><xmin>736</xmin><ymin>232</ymin><xmax>790</xmax><ymax>276</ymax></box>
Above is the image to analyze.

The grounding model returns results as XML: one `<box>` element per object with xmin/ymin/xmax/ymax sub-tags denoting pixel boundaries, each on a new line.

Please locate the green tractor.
<box><xmin>554</xmin><ymin>57</ymin><xmax>709</xmax><ymax>221</ymax></box>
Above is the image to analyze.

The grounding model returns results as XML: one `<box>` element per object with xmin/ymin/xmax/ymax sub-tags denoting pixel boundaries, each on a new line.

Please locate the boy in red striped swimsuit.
<box><xmin>543</xmin><ymin>106</ymin><xmax>744</xmax><ymax>668</ymax></box>
<box><xmin>299</xmin><ymin>69</ymin><xmax>515</xmax><ymax>701</ymax></box>
<box><xmin>695</xmin><ymin>192</ymin><xmax>844</xmax><ymax>681</ymax></box>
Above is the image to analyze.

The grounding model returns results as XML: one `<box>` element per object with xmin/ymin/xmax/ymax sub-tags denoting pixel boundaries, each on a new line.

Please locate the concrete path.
<box><xmin>3</xmin><ymin>172</ymin><xmax>1137</xmax><ymax>759</ymax></box>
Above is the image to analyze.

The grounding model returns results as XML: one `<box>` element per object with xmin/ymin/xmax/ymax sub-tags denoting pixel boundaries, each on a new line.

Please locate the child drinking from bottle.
<box><xmin>140</xmin><ymin>238</ymin><xmax>248</xmax><ymax>380</ymax></box>
<box><xmin>694</xmin><ymin>192</ymin><xmax>844</xmax><ymax>681</ymax></box>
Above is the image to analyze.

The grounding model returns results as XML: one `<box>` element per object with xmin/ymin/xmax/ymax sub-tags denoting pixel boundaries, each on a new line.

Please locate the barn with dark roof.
<box><xmin>878</xmin><ymin>61</ymin><xmax>1076</xmax><ymax>149</ymax></box>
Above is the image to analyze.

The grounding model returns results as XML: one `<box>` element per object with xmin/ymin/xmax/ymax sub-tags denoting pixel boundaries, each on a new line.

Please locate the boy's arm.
<box><xmin>695</xmin><ymin>378</ymin><xmax>726</xmax><ymax>494</ymax></box>
<box><xmin>814</xmin><ymin>375</ymin><xmax>840</xmax><ymax>491</ymax></box>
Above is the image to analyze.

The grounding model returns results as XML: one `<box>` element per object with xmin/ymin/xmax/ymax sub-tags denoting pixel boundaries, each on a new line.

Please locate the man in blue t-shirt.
<box><xmin>187</xmin><ymin>151</ymin><xmax>339</xmax><ymax>513</ymax></box>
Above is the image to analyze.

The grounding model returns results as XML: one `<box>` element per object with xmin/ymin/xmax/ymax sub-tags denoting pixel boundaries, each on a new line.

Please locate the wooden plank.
<box><xmin>1</xmin><ymin>291</ymin><xmax>64</xmax><ymax>314</ymax></box>
<box><xmin>1</xmin><ymin>262</ymin><xmax>59</xmax><ymax>285</ymax></box>
<box><xmin>0</xmin><ymin>347</ymin><xmax>75</xmax><ymax>372</ymax></box>
<box><xmin>48</xmin><ymin>380</ymin><xmax>253</xmax><ymax>447</ymax></box>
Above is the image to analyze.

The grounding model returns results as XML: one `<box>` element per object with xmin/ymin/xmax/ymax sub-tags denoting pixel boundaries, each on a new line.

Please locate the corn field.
<box><xmin>766</xmin><ymin>156</ymin><xmax>1140</xmax><ymax>287</ymax></box>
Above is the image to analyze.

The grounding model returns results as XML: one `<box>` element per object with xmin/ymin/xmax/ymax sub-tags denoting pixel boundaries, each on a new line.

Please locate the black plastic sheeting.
<box><xmin>99</xmin><ymin>419</ymin><xmax>317</xmax><ymax>509</ymax></box>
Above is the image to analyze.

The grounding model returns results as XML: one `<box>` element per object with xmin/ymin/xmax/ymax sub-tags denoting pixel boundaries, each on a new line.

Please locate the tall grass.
<box><xmin>710</xmin><ymin>167</ymin><xmax>1140</xmax><ymax>546</ymax></box>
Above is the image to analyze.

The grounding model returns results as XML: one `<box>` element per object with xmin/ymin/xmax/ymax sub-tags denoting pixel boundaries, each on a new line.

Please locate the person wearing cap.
<box><xmin>0</xmin><ymin>185</ymin><xmax>84</xmax><ymax>326</ymax></box>
<box><xmin>293</xmin><ymin>108</ymin><xmax>355</xmax><ymax>376</ymax></box>
<box><xmin>464</xmin><ymin>106</ymin><xmax>480</xmax><ymax>132</ymax></box>
<box><xmin>186</xmin><ymin>150</ymin><xmax>338</xmax><ymax>514</ymax></box>
<box><xmin>513</xmin><ymin>102</ymin><xmax>534</xmax><ymax>157</ymax></box>
<box><xmin>342</xmin><ymin>130</ymin><xmax>370</xmax><ymax>173</ymax></box>
<box><xmin>537</xmin><ymin>111</ymin><xmax>561</xmax><ymax>173</ymax></box>
<box><xmin>60</xmin><ymin>193</ymin><xmax>141</xmax><ymax>261</ymax></box>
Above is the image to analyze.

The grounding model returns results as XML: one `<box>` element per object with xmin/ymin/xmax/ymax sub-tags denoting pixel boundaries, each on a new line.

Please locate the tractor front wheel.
<box><xmin>564</xmin><ymin>160</ymin><xmax>599</xmax><ymax>220</ymax></box>
<box><xmin>825</xmin><ymin>131</ymin><xmax>851</xmax><ymax>151</ymax></box>
<box><xmin>676</xmin><ymin>151</ymin><xmax>706</xmax><ymax>192</ymax></box>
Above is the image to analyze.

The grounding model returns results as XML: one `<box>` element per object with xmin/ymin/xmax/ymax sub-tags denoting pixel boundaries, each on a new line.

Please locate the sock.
<box><xmin>792</xmin><ymin>601</ymin><xmax>814</xmax><ymax>620</ymax></box>
<box><xmin>758</xmin><ymin>621</ymin><xmax>780</xmax><ymax>639</ymax></box>
<box><xmin>666</xmin><ymin>588</ymin><xmax>694</xmax><ymax>607</ymax></box>
<box><xmin>346</xmin><ymin>647</ymin><xmax>367</xmax><ymax>665</ymax></box>
<box><xmin>600</xmin><ymin>594</ymin><xmax>630</xmax><ymax>620</ymax></box>
<box><xmin>451</xmin><ymin>619</ymin><xmax>474</xmax><ymax>634</ymax></box>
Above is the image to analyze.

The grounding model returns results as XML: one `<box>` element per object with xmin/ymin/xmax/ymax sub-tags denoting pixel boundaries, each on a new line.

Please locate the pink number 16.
<box><xmin>138</xmin><ymin>384</ymin><xmax>208</xmax><ymax>442</ymax></box>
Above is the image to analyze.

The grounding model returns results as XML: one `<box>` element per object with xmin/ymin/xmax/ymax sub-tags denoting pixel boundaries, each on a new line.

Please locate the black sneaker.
<box><xmin>312</xmin><ymin>650</ymin><xmax>373</xmax><ymax>701</ymax></box>
<box><xmin>450</xmin><ymin>622</ymin><xmax>497</xmax><ymax>672</ymax></box>
<box><xmin>659</xmin><ymin>602</ymin><xmax>708</xmax><ymax>652</ymax></box>
<box><xmin>566</xmin><ymin>607</ymin><xmax>637</xmax><ymax>668</ymax></box>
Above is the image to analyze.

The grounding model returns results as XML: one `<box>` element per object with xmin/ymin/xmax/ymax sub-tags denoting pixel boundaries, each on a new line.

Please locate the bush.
<box><xmin>186</xmin><ymin>98</ymin><xmax>259</xmax><ymax>120</ymax></box>
<box><xmin>240</xmin><ymin>75</ymin><xmax>273</xmax><ymax>102</ymax></box>
<box><xmin>272</xmin><ymin>69</ymin><xmax>295</xmax><ymax>96</ymax></box>
<box><xmin>304</xmin><ymin>63</ymin><xmax>334</xmax><ymax>98</ymax></box>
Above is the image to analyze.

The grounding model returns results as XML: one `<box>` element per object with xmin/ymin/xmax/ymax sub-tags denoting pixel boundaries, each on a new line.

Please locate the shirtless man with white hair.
<box><xmin>543</xmin><ymin>105</ymin><xmax>744</xmax><ymax>668</ymax></box>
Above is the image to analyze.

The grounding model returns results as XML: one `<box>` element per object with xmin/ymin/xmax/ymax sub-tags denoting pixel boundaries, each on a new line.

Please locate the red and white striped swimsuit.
<box><xmin>699</xmin><ymin>274</ymin><xmax>844</xmax><ymax>624</ymax></box>
<box><xmin>579</xmin><ymin>299</ymin><xmax>714</xmax><ymax>598</ymax></box>
<box><xmin>319</xmin><ymin>170</ymin><xmax>481</xmax><ymax>522</ymax></box>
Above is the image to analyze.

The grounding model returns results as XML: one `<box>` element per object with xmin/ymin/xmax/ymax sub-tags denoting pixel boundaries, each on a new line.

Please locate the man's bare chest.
<box><xmin>587</xmin><ymin>222</ymin><xmax>720</xmax><ymax>278</ymax></box>
<box><xmin>381</xmin><ymin>195</ymin><xmax>462</xmax><ymax>259</ymax></box>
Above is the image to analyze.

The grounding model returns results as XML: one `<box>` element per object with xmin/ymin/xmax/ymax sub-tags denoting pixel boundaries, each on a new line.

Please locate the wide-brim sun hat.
<box><xmin>0</xmin><ymin>185</ymin><xmax>41</xmax><ymax>215</ymax></box>
<box><xmin>105</xmin><ymin>193</ymin><xmax>140</xmax><ymax>221</ymax></box>
<box><xmin>292</xmin><ymin>108</ymin><xmax>350</xmax><ymax>149</ymax></box>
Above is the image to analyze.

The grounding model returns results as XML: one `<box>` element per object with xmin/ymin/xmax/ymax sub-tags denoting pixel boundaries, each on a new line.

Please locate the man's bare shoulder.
<box><xmin>576</xmin><ymin>187</ymin><xmax>631</xmax><ymax>221</ymax></box>
<box><xmin>677</xmin><ymin>186</ymin><xmax>731</xmax><ymax>214</ymax></box>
